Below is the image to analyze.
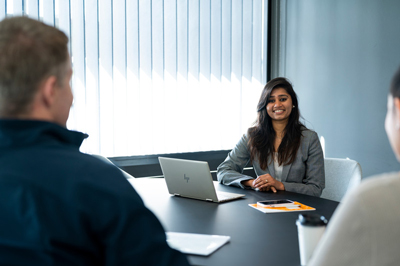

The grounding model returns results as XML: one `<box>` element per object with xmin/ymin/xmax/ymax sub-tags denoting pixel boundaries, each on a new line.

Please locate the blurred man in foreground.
<box><xmin>0</xmin><ymin>16</ymin><xmax>189</xmax><ymax>265</ymax></box>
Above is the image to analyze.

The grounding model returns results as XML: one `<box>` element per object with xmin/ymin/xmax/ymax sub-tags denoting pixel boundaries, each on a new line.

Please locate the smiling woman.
<box><xmin>217</xmin><ymin>77</ymin><xmax>325</xmax><ymax>197</ymax></box>
<box><xmin>266</xmin><ymin>88</ymin><xmax>293</xmax><ymax>123</ymax></box>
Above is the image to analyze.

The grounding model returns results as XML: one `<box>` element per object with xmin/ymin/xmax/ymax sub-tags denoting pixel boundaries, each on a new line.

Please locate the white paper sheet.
<box><xmin>166</xmin><ymin>232</ymin><xmax>230</xmax><ymax>256</ymax></box>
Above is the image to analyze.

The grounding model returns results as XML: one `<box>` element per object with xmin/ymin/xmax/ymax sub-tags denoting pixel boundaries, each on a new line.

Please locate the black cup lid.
<box><xmin>297</xmin><ymin>213</ymin><xmax>328</xmax><ymax>226</ymax></box>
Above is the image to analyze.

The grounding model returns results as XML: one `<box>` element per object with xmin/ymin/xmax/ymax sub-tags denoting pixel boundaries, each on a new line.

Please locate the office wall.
<box><xmin>274</xmin><ymin>0</ymin><xmax>400</xmax><ymax>178</ymax></box>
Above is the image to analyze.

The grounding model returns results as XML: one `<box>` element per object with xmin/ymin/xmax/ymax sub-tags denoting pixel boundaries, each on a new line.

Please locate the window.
<box><xmin>1</xmin><ymin>0</ymin><xmax>268</xmax><ymax>157</ymax></box>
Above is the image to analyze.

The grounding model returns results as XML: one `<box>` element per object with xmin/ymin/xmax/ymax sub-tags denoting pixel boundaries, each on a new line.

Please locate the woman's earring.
<box><xmin>293</xmin><ymin>105</ymin><xmax>295</xmax><ymax>108</ymax></box>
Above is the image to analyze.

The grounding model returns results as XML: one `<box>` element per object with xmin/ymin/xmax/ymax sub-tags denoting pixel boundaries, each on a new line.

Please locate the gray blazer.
<box><xmin>217</xmin><ymin>129</ymin><xmax>325</xmax><ymax>197</ymax></box>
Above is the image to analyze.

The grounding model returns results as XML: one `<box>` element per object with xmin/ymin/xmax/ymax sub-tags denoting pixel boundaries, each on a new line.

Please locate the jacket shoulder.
<box><xmin>301</xmin><ymin>128</ymin><xmax>319</xmax><ymax>139</ymax></box>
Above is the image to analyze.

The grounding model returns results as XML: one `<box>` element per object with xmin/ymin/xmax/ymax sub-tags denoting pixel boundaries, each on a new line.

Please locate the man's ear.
<box><xmin>393</xmin><ymin>97</ymin><xmax>400</xmax><ymax>130</ymax></box>
<box><xmin>40</xmin><ymin>76</ymin><xmax>58</xmax><ymax>108</ymax></box>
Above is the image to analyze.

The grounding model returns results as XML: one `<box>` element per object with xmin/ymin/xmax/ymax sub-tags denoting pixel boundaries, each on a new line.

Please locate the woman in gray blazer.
<box><xmin>217</xmin><ymin>77</ymin><xmax>325</xmax><ymax>197</ymax></box>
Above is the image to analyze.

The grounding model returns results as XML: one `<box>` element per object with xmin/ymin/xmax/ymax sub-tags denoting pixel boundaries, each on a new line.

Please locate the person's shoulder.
<box><xmin>300</xmin><ymin>128</ymin><xmax>320</xmax><ymax>143</ymax></box>
<box><xmin>359</xmin><ymin>171</ymin><xmax>400</xmax><ymax>191</ymax></box>
<box><xmin>73</xmin><ymin>154</ymin><xmax>140</xmax><ymax>199</ymax></box>
<box><xmin>344</xmin><ymin>171</ymin><xmax>400</xmax><ymax>205</ymax></box>
<box><xmin>64</xmin><ymin>152</ymin><xmax>128</xmax><ymax>184</ymax></box>
<box><xmin>68</xmin><ymin>152</ymin><xmax>115</xmax><ymax>168</ymax></box>
<box><xmin>301</xmin><ymin>127</ymin><xmax>318</xmax><ymax>137</ymax></box>
<box><xmin>83</xmin><ymin>154</ymin><xmax>125</xmax><ymax>175</ymax></box>
<box><xmin>245</xmin><ymin>127</ymin><xmax>256</xmax><ymax>138</ymax></box>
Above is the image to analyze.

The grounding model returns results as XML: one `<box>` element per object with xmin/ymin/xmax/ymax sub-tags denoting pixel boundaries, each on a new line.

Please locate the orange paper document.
<box><xmin>249</xmin><ymin>201</ymin><xmax>315</xmax><ymax>213</ymax></box>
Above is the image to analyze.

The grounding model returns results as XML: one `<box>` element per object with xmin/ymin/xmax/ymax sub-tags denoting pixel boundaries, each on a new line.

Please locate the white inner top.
<box><xmin>274</xmin><ymin>153</ymin><xmax>283</xmax><ymax>181</ymax></box>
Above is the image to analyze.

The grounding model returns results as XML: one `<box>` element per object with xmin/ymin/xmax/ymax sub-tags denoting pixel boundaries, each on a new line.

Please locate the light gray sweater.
<box><xmin>309</xmin><ymin>171</ymin><xmax>400</xmax><ymax>266</ymax></box>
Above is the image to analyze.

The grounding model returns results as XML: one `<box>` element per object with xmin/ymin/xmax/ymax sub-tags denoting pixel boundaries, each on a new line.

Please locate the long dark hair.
<box><xmin>248</xmin><ymin>77</ymin><xmax>306</xmax><ymax>169</ymax></box>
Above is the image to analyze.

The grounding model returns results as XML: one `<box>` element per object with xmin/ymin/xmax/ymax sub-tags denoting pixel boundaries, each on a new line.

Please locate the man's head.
<box><xmin>386</xmin><ymin>66</ymin><xmax>400</xmax><ymax>161</ymax></box>
<box><xmin>0</xmin><ymin>16</ymin><xmax>72</xmax><ymax>126</ymax></box>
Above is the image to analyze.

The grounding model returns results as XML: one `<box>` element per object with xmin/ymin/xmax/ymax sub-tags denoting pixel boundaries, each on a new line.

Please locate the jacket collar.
<box><xmin>0</xmin><ymin>119</ymin><xmax>88</xmax><ymax>149</ymax></box>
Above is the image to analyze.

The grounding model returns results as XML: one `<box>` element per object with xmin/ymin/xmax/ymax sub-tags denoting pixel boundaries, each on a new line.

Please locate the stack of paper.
<box><xmin>249</xmin><ymin>201</ymin><xmax>315</xmax><ymax>213</ymax></box>
<box><xmin>166</xmin><ymin>232</ymin><xmax>230</xmax><ymax>256</ymax></box>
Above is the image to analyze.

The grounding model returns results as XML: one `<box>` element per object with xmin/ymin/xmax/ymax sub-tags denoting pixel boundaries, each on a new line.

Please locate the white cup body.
<box><xmin>296</xmin><ymin>222</ymin><xmax>326</xmax><ymax>265</ymax></box>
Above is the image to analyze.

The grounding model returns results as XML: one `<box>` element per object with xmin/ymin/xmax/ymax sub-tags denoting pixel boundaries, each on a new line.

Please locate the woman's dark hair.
<box><xmin>247</xmin><ymin>77</ymin><xmax>306</xmax><ymax>169</ymax></box>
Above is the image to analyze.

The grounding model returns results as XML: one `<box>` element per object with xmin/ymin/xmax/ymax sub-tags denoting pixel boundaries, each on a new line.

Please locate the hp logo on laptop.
<box><xmin>184</xmin><ymin>174</ymin><xmax>190</xmax><ymax>183</ymax></box>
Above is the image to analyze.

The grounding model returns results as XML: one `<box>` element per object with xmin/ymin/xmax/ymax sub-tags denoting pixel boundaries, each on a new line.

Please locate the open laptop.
<box><xmin>158</xmin><ymin>157</ymin><xmax>245</xmax><ymax>203</ymax></box>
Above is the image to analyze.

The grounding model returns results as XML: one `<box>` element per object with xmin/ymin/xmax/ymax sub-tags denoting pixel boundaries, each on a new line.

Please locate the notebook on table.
<box><xmin>166</xmin><ymin>232</ymin><xmax>230</xmax><ymax>256</ymax></box>
<box><xmin>158</xmin><ymin>157</ymin><xmax>245</xmax><ymax>203</ymax></box>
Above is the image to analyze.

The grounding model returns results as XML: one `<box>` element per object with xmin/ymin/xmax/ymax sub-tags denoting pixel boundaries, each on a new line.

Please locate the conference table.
<box><xmin>129</xmin><ymin>178</ymin><xmax>339</xmax><ymax>266</ymax></box>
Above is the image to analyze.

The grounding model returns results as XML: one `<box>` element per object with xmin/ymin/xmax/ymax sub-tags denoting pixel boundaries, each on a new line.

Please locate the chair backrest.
<box><xmin>320</xmin><ymin>158</ymin><xmax>362</xmax><ymax>202</ymax></box>
<box><xmin>91</xmin><ymin>154</ymin><xmax>135</xmax><ymax>179</ymax></box>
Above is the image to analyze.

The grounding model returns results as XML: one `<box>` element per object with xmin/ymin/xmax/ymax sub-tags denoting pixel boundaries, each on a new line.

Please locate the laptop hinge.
<box><xmin>206</xmin><ymin>198</ymin><xmax>213</xmax><ymax>202</ymax></box>
<box><xmin>173</xmin><ymin>193</ymin><xmax>181</xmax><ymax>197</ymax></box>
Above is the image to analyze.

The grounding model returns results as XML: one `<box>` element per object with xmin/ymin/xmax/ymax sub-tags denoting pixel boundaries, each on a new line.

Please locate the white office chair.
<box><xmin>91</xmin><ymin>154</ymin><xmax>134</xmax><ymax>179</ymax></box>
<box><xmin>320</xmin><ymin>158</ymin><xmax>362</xmax><ymax>202</ymax></box>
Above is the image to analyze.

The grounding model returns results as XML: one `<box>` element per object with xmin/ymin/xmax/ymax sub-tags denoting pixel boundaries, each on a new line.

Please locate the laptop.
<box><xmin>158</xmin><ymin>157</ymin><xmax>245</xmax><ymax>203</ymax></box>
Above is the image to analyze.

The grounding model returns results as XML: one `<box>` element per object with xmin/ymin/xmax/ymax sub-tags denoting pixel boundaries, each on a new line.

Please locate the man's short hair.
<box><xmin>391</xmin><ymin>66</ymin><xmax>400</xmax><ymax>99</ymax></box>
<box><xmin>0</xmin><ymin>16</ymin><xmax>69</xmax><ymax>117</ymax></box>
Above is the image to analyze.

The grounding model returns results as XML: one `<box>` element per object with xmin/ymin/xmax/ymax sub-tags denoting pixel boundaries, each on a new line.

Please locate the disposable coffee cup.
<box><xmin>296</xmin><ymin>213</ymin><xmax>328</xmax><ymax>265</ymax></box>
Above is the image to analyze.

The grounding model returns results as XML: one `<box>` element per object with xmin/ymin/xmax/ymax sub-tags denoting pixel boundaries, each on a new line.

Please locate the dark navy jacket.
<box><xmin>0</xmin><ymin>119</ymin><xmax>189</xmax><ymax>266</ymax></box>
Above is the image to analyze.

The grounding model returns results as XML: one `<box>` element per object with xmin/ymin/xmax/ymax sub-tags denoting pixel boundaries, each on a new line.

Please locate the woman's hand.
<box><xmin>241</xmin><ymin>179</ymin><xmax>255</xmax><ymax>188</ymax></box>
<box><xmin>252</xmin><ymin>174</ymin><xmax>285</xmax><ymax>193</ymax></box>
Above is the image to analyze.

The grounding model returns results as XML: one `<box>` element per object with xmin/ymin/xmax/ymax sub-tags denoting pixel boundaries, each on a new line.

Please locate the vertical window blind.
<box><xmin>1</xmin><ymin>0</ymin><xmax>268</xmax><ymax>157</ymax></box>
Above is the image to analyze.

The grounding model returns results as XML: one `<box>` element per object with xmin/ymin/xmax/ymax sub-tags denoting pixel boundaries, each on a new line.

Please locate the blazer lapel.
<box><xmin>267</xmin><ymin>158</ymin><xmax>275</xmax><ymax>177</ymax></box>
<box><xmin>281</xmin><ymin>164</ymin><xmax>292</xmax><ymax>182</ymax></box>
